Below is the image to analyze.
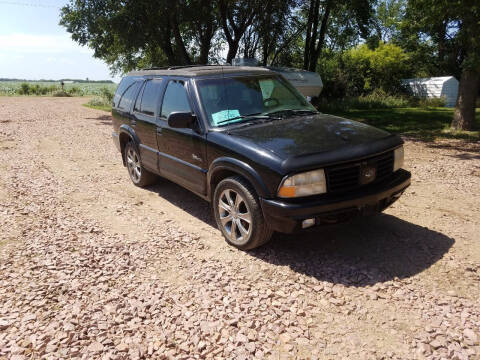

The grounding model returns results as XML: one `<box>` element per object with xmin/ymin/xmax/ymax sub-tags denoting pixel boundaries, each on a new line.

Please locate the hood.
<box><xmin>227</xmin><ymin>113</ymin><xmax>403</xmax><ymax>172</ymax></box>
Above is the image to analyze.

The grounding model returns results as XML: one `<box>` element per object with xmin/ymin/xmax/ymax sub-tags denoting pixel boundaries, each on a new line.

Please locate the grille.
<box><xmin>325</xmin><ymin>151</ymin><xmax>394</xmax><ymax>193</ymax></box>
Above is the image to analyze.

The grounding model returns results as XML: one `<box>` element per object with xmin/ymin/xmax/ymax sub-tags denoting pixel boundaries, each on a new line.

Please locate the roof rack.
<box><xmin>140</xmin><ymin>66</ymin><xmax>171</xmax><ymax>70</ymax></box>
<box><xmin>141</xmin><ymin>64</ymin><xmax>227</xmax><ymax>71</ymax></box>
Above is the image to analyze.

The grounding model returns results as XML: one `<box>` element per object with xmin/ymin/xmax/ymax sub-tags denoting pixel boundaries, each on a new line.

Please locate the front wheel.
<box><xmin>213</xmin><ymin>176</ymin><xmax>272</xmax><ymax>250</ymax></box>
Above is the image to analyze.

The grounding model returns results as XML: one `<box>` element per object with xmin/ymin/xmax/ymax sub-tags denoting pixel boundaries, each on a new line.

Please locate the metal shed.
<box><xmin>402</xmin><ymin>76</ymin><xmax>459</xmax><ymax>107</ymax></box>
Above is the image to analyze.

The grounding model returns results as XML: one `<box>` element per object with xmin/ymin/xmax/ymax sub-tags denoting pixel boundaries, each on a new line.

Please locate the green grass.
<box><xmin>325</xmin><ymin>107</ymin><xmax>480</xmax><ymax>141</ymax></box>
<box><xmin>83</xmin><ymin>103</ymin><xmax>112</xmax><ymax>112</ymax></box>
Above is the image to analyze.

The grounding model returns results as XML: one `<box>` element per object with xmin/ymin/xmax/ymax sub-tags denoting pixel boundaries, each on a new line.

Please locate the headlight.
<box><xmin>394</xmin><ymin>146</ymin><xmax>404</xmax><ymax>172</ymax></box>
<box><xmin>278</xmin><ymin>169</ymin><xmax>327</xmax><ymax>198</ymax></box>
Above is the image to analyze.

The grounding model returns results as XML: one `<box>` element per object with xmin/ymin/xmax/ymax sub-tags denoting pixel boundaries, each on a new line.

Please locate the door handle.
<box><xmin>156</xmin><ymin>127</ymin><xmax>163</xmax><ymax>135</ymax></box>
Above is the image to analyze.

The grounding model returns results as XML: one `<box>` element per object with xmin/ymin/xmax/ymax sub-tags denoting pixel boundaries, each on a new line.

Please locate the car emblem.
<box><xmin>360</xmin><ymin>165</ymin><xmax>376</xmax><ymax>185</ymax></box>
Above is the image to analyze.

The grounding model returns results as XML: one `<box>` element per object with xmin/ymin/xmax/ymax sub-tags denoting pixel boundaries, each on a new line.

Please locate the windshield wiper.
<box><xmin>266</xmin><ymin>109</ymin><xmax>319</xmax><ymax>117</ymax></box>
<box><xmin>217</xmin><ymin>113</ymin><xmax>281</xmax><ymax>125</ymax></box>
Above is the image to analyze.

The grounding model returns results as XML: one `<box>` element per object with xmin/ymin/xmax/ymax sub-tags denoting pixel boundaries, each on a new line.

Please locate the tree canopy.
<box><xmin>60</xmin><ymin>0</ymin><xmax>479</xmax><ymax>130</ymax></box>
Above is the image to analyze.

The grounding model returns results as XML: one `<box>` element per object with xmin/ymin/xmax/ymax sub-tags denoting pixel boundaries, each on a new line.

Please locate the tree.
<box><xmin>60</xmin><ymin>0</ymin><xmax>219</xmax><ymax>72</ymax></box>
<box><xmin>235</xmin><ymin>0</ymin><xmax>303</xmax><ymax>66</ymax></box>
<box><xmin>302</xmin><ymin>0</ymin><xmax>374</xmax><ymax>72</ymax></box>
<box><xmin>373</xmin><ymin>0</ymin><xmax>406</xmax><ymax>42</ymax></box>
<box><xmin>218</xmin><ymin>0</ymin><xmax>260</xmax><ymax>63</ymax></box>
<box><xmin>404</xmin><ymin>0</ymin><xmax>480</xmax><ymax>130</ymax></box>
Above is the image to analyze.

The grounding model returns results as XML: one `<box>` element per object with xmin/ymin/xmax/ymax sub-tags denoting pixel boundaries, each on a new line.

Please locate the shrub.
<box><xmin>53</xmin><ymin>91</ymin><xmax>72</xmax><ymax>97</ymax></box>
<box><xmin>68</xmin><ymin>86</ymin><xmax>84</xmax><ymax>96</ymax></box>
<box><xmin>47</xmin><ymin>85</ymin><xmax>59</xmax><ymax>94</ymax></box>
<box><xmin>315</xmin><ymin>89</ymin><xmax>413</xmax><ymax>112</ymax></box>
<box><xmin>87</xmin><ymin>96</ymin><xmax>109</xmax><ymax>107</ymax></box>
<box><xmin>99</xmin><ymin>87</ymin><xmax>114</xmax><ymax>103</ymax></box>
<box><xmin>418</xmin><ymin>97</ymin><xmax>446</xmax><ymax>108</ymax></box>
<box><xmin>18</xmin><ymin>83</ymin><xmax>31</xmax><ymax>95</ymax></box>
<box><xmin>318</xmin><ymin>42</ymin><xmax>412</xmax><ymax>98</ymax></box>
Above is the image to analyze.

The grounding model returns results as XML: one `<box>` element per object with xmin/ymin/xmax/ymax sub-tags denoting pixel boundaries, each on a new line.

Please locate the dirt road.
<box><xmin>0</xmin><ymin>97</ymin><xmax>479</xmax><ymax>359</ymax></box>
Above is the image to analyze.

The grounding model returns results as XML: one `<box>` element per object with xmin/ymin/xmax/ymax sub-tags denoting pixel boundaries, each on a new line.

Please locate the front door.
<box><xmin>157</xmin><ymin>79</ymin><xmax>207</xmax><ymax>195</ymax></box>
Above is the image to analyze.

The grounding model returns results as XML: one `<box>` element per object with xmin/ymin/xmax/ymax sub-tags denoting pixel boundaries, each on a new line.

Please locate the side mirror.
<box><xmin>167</xmin><ymin>112</ymin><xmax>195</xmax><ymax>129</ymax></box>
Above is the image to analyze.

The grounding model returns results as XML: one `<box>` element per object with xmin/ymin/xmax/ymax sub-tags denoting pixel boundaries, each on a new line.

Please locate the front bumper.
<box><xmin>260</xmin><ymin>169</ymin><xmax>411</xmax><ymax>233</ymax></box>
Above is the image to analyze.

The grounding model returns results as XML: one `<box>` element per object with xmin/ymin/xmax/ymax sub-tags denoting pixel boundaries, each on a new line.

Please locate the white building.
<box><xmin>402</xmin><ymin>76</ymin><xmax>459</xmax><ymax>107</ymax></box>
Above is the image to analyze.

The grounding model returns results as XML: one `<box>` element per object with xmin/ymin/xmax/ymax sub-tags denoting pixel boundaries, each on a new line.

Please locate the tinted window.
<box><xmin>114</xmin><ymin>76</ymin><xmax>137</xmax><ymax>107</ymax></box>
<box><xmin>118</xmin><ymin>82</ymin><xmax>141</xmax><ymax>111</ymax></box>
<box><xmin>134</xmin><ymin>82</ymin><xmax>146</xmax><ymax>112</ymax></box>
<box><xmin>139</xmin><ymin>80</ymin><xmax>163</xmax><ymax>116</ymax></box>
<box><xmin>160</xmin><ymin>80</ymin><xmax>191</xmax><ymax>119</ymax></box>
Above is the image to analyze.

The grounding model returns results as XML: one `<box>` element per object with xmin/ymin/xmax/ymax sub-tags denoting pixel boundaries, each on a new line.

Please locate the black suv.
<box><xmin>112</xmin><ymin>65</ymin><xmax>410</xmax><ymax>250</ymax></box>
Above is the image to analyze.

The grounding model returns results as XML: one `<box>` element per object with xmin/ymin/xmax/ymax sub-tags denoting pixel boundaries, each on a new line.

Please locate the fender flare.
<box><xmin>118</xmin><ymin>125</ymin><xmax>141</xmax><ymax>165</ymax></box>
<box><xmin>208</xmin><ymin>157</ymin><xmax>271</xmax><ymax>199</ymax></box>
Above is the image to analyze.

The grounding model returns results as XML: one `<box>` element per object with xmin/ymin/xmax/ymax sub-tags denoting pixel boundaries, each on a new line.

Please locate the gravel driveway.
<box><xmin>0</xmin><ymin>97</ymin><xmax>479</xmax><ymax>359</ymax></box>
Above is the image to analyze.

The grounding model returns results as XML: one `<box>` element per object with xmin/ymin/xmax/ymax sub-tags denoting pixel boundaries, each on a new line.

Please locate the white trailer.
<box><xmin>267</xmin><ymin>67</ymin><xmax>323</xmax><ymax>98</ymax></box>
<box><xmin>231</xmin><ymin>58</ymin><xmax>323</xmax><ymax>98</ymax></box>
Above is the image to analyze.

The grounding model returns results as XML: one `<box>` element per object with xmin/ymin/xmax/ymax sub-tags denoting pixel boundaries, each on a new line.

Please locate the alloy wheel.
<box><xmin>218</xmin><ymin>189</ymin><xmax>252</xmax><ymax>245</ymax></box>
<box><xmin>126</xmin><ymin>147</ymin><xmax>141</xmax><ymax>183</ymax></box>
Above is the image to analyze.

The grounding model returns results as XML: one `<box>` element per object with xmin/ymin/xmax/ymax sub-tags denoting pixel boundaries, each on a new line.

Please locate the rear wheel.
<box><xmin>213</xmin><ymin>176</ymin><xmax>272</xmax><ymax>250</ymax></box>
<box><xmin>124</xmin><ymin>142</ymin><xmax>156</xmax><ymax>187</ymax></box>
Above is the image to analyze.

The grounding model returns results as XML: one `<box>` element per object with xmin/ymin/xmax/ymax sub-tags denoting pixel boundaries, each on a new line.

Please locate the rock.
<box><xmin>430</xmin><ymin>338</ymin><xmax>445</xmax><ymax>350</ymax></box>
<box><xmin>279</xmin><ymin>333</ymin><xmax>291</xmax><ymax>343</ymax></box>
<box><xmin>0</xmin><ymin>320</ymin><xmax>11</xmax><ymax>330</ymax></box>
<box><xmin>116</xmin><ymin>343</ymin><xmax>129</xmax><ymax>352</ymax></box>
<box><xmin>88</xmin><ymin>341</ymin><xmax>104</xmax><ymax>353</ymax></box>
<box><xmin>23</xmin><ymin>313</ymin><xmax>36</xmax><ymax>322</ymax></box>
<box><xmin>236</xmin><ymin>333</ymin><xmax>248</xmax><ymax>344</ymax></box>
<box><xmin>463</xmin><ymin>328</ymin><xmax>478</xmax><ymax>345</ymax></box>
<box><xmin>329</xmin><ymin>298</ymin><xmax>345</xmax><ymax>306</ymax></box>
<box><xmin>245</xmin><ymin>342</ymin><xmax>256</xmax><ymax>353</ymax></box>
<box><xmin>417</xmin><ymin>343</ymin><xmax>432</xmax><ymax>355</ymax></box>
<box><xmin>45</xmin><ymin>342</ymin><xmax>58</xmax><ymax>353</ymax></box>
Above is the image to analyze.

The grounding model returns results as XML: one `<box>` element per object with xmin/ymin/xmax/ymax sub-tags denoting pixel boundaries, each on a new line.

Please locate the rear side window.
<box><xmin>160</xmin><ymin>80</ymin><xmax>191</xmax><ymax>119</ymax></box>
<box><xmin>135</xmin><ymin>79</ymin><xmax>163</xmax><ymax>116</ymax></box>
<box><xmin>118</xmin><ymin>82</ymin><xmax>141</xmax><ymax>111</ymax></box>
<box><xmin>114</xmin><ymin>76</ymin><xmax>137</xmax><ymax>107</ymax></box>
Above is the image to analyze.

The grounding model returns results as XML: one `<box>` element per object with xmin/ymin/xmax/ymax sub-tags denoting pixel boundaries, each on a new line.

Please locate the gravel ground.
<box><xmin>0</xmin><ymin>97</ymin><xmax>479</xmax><ymax>359</ymax></box>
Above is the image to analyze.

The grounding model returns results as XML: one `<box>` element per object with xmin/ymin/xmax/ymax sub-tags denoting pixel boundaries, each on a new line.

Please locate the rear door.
<box><xmin>132</xmin><ymin>78</ymin><xmax>164</xmax><ymax>172</ymax></box>
<box><xmin>156</xmin><ymin>79</ymin><xmax>208</xmax><ymax>195</ymax></box>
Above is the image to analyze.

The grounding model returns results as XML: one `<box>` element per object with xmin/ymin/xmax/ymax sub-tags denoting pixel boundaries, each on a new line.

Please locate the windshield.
<box><xmin>196</xmin><ymin>75</ymin><xmax>317</xmax><ymax>127</ymax></box>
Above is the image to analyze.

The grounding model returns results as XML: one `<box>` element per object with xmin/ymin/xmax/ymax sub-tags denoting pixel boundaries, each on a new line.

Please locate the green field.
<box><xmin>0</xmin><ymin>81</ymin><xmax>117</xmax><ymax>96</ymax></box>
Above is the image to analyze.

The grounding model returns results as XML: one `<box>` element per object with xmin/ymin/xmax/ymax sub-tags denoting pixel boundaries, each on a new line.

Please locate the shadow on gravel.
<box><xmin>251</xmin><ymin>214</ymin><xmax>454</xmax><ymax>287</ymax></box>
<box><xmin>87</xmin><ymin>114</ymin><xmax>112</xmax><ymax>126</ymax></box>
<box><xmin>147</xmin><ymin>178</ymin><xmax>215</xmax><ymax>226</ymax></box>
<box><xmin>147</xmin><ymin>178</ymin><xmax>454</xmax><ymax>287</ymax></box>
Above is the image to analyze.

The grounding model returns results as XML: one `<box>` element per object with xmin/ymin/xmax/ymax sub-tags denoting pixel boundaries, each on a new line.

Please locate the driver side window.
<box><xmin>160</xmin><ymin>80</ymin><xmax>191</xmax><ymax>119</ymax></box>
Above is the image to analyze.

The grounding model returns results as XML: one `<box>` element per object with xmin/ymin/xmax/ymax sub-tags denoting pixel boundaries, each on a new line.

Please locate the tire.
<box><xmin>213</xmin><ymin>176</ymin><xmax>273</xmax><ymax>250</ymax></box>
<box><xmin>124</xmin><ymin>141</ymin><xmax>156</xmax><ymax>187</ymax></box>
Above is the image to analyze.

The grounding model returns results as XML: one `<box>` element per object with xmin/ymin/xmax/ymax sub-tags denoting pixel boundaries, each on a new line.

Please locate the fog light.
<box><xmin>302</xmin><ymin>218</ymin><xmax>315</xmax><ymax>229</ymax></box>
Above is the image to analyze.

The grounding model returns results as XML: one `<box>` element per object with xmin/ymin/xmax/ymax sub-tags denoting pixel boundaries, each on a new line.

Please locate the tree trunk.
<box><xmin>197</xmin><ymin>22</ymin><xmax>213</xmax><ymax>64</ymax></box>
<box><xmin>226</xmin><ymin>41</ymin><xmax>240</xmax><ymax>64</ymax></box>
<box><xmin>451</xmin><ymin>68</ymin><xmax>479</xmax><ymax>130</ymax></box>
<box><xmin>198</xmin><ymin>40</ymin><xmax>210</xmax><ymax>64</ymax></box>
<box><xmin>308</xmin><ymin>2</ymin><xmax>331</xmax><ymax>72</ymax></box>
<box><xmin>303</xmin><ymin>0</ymin><xmax>316</xmax><ymax>70</ymax></box>
<box><xmin>171</xmin><ymin>16</ymin><xmax>192</xmax><ymax>65</ymax></box>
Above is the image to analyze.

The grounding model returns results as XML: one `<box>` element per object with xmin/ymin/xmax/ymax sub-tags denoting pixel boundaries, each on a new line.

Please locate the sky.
<box><xmin>0</xmin><ymin>0</ymin><xmax>120</xmax><ymax>82</ymax></box>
